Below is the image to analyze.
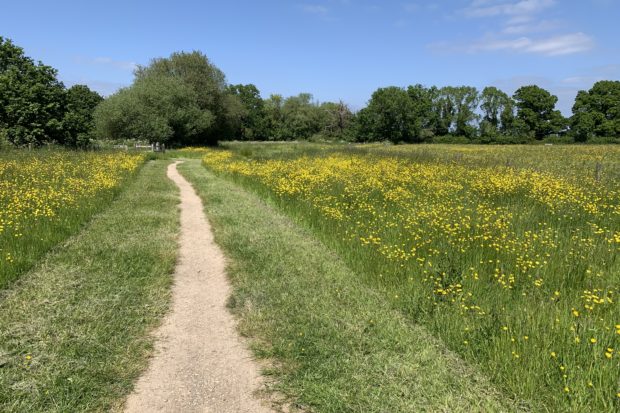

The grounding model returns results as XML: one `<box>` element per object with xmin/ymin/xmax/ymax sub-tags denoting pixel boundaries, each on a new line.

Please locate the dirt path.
<box><xmin>124</xmin><ymin>161</ymin><xmax>272</xmax><ymax>413</ymax></box>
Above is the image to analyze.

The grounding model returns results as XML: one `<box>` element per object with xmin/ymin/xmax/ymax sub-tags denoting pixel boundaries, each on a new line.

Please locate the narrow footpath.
<box><xmin>124</xmin><ymin>161</ymin><xmax>272</xmax><ymax>413</ymax></box>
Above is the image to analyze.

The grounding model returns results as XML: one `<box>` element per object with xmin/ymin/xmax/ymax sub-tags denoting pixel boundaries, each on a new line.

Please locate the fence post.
<box><xmin>595</xmin><ymin>162</ymin><xmax>602</xmax><ymax>182</ymax></box>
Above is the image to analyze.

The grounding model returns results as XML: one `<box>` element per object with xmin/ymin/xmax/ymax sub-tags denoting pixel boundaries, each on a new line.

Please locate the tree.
<box><xmin>263</xmin><ymin>94</ymin><xmax>284</xmax><ymax>140</ymax></box>
<box><xmin>228</xmin><ymin>84</ymin><xmax>268</xmax><ymax>140</ymax></box>
<box><xmin>133</xmin><ymin>51</ymin><xmax>239</xmax><ymax>144</ymax></box>
<box><xmin>571</xmin><ymin>80</ymin><xmax>620</xmax><ymax>141</ymax></box>
<box><xmin>431</xmin><ymin>86</ymin><xmax>480</xmax><ymax>138</ymax></box>
<box><xmin>513</xmin><ymin>85</ymin><xmax>565</xmax><ymax>139</ymax></box>
<box><xmin>94</xmin><ymin>75</ymin><xmax>214</xmax><ymax>145</ymax></box>
<box><xmin>450</xmin><ymin>86</ymin><xmax>479</xmax><ymax>138</ymax></box>
<box><xmin>480</xmin><ymin>86</ymin><xmax>514</xmax><ymax>137</ymax></box>
<box><xmin>432</xmin><ymin>87</ymin><xmax>458</xmax><ymax>136</ymax></box>
<box><xmin>358</xmin><ymin>86</ymin><xmax>418</xmax><ymax>143</ymax></box>
<box><xmin>279</xmin><ymin>93</ymin><xmax>323</xmax><ymax>140</ymax></box>
<box><xmin>406</xmin><ymin>84</ymin><xmax>435</xmax><ymax>139</ymax></box>
<box><xmin>319</xmin><ymin>100</ymin><xmax>353</xmax><ymax>139</ymax></box>
<box><xmin>0</xmin><ymin>36</ymin><xmax>66</xmax><ymax>146</ymax></box>
<box><xmin>62</xmin><ymin>85</ymin><xmax>103</xmax><ymax>147</ymax></box>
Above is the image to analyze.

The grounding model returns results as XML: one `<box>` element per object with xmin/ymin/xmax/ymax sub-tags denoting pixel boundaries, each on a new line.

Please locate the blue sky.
<box><xmin>1</xmin><ymin>0</ymin><xmax>618</xmax><ymax>115</ymax></box>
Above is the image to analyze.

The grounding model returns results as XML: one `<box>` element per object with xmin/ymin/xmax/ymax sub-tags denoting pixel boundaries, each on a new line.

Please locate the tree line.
<box><xmin>1</xmin><ymin>37</ymin><xmax>618</xmax><ymax>147</ymax></box>
<box><xmin>0</xmin><ymin>37</ymin><xmax>103</xmax><ymax>147</ymax></box>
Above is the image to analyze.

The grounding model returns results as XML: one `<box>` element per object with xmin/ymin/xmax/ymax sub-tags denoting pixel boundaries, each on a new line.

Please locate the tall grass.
<box><xmin>0</xmin><ymin>150</ymin><xmax>144</xmax><ymax>289</ymax></box>
<box><xmin>203</xmin><ymin>143</ymin><xmax>620</xmax><ymax>412</ymax></box>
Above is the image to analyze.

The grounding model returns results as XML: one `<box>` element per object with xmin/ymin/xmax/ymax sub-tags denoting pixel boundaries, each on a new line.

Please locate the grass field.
<box><xmin>0</xmin><ymin>149</ymin><xmax>145</xmax><ymax>289</ymax></box>
<box><xmin>0</xmin><ymin>159</ymin><xmax>178</xmax><ymax>412</ymax></box>
<box><xmin>1</xmin><ymin>144</ymin><xmax>617</xmax><ymax>412</ymax></box>
<box><xmin>201</xmin><ymin>143</ymin><xmax>620</xmax><ymax>412</ymax></box>
<box><xmin>179</xmin><ymin>159</ymin><xmax>517</xmax><ymax>412</ymax></box>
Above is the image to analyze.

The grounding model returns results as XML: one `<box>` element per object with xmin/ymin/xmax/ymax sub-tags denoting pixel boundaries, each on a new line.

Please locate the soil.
<box><xmin>124</xmin><ymin>161</ymin><xmax>272</xmax><ymax>413</ymax></box>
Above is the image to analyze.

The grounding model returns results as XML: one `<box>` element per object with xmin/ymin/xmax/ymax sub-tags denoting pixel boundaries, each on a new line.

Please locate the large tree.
<box><xmin>513</xmin><ymin>85</ymin><xmax>566</xmax><ymax>139</ymax></box>
<box><xmin>138</xmin><ymin>51</ymin><xmax>241</xmax><ymax>143</ymax></box>
<box><xmin>279</xmin><ymin>93</ymin><xmax>323</xmax><ymax>140</ymax></box>
<box><xmin>571</xmin><ymin>80</ymin><xmax>620</xmax><ymax>141</ymax></box>
<box><xmin>95</xmin><ymin>51</ymin><xmax>239</xmax><ymax>145</ymax></box>
<box><xmin>62</xmin><ymin>85</ymin><xmax>103</xmax><ymax>147</ymax></box>
<box><xmin>94</xmin><ymin>75</ymin><xmax>214</xmax><ymax>145</ymax></box>
<box><xmin>480</xmin><ymin>86</ymin><xmax>514</xmax><ymax>137</ymax></box>
<box><xmin>0</xmin><ymin>37</ymin><xmax>66</xmax><ymax>146</ymax></box>
<box><xmin>263</xmin><ymin>94</ymin><xmax>284</xmax><ymax>140</ymax></box>
<box><xmin>406</xmin><ymin>84</ymin><xmax>436</xmax><ymax>139</ymax></box>
<box><xmin>319</xmin><ymin>100</ymin><xmax>353</xmax><ymax>139</ymax></box>
<box><xmin>357</xmin><ymin>86</ymin><xmax>419</xmax><ymax>143</ymax></box>
<box><xmin>228</xmin><ymin>83</ymin><xmax>268</xmax><ymax>140</ymax></box>
<box><xmin>451</xmin><ymin>86</ymin><xmax>479</xmax><ymax>138</ymax></box>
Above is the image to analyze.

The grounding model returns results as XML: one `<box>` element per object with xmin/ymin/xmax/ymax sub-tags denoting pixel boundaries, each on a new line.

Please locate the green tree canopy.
<box><xmin>513</xmin><ymin>85</ymin><xmax>566</xmax><ymax>139</ymax></box>
<box><xmin>279</xmin><ymin>93</ymin><xmax>324</xmax><ymax>140</ymax></box>
<box><xmin>94</xmin><ymin>75</ymin><xmax>214</xmax><ymax>145</ymax></box>
<box><xmin>357</xmin><ymin>86</ymin><xmax>419</xmax><ymax>143</ymax></box>
<box><xmin>571</xmin><ymin>80</ymin><xmax>620</xmax><ymax>141</ymax></box>
<box><xmin>480</xmin><ymin>86</ymin><xmax>514</xmax><ymax>137</ymax></box>
<box><xmin>0</xmin><ymin>36</ymin><xmax>66</xmax><ymax>146</ymax></box>
<box><xmin>228</xmin><ymin>83</ymin><xmax>268</xmax><ymax>140</ymax></box>
<box><xmin>62</xmin><ymin>85</ymin><xmax>103</xmax><ymax>147</ymax></box>
<box><xmin>406</xmin><ymin>84</ymin><xmax>436</xmax><ymax>139</ymax></box>
<box><xmin>95</xmin><ymin>51</ymin><xmax>239</xmax><ymax>145</ymax></box>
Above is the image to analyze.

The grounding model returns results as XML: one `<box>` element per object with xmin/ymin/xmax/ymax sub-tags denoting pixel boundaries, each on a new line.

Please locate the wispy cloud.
<box><xmin>463</xmin><ymin>0</ymin><xmax>556</xmax><ymax>18</ymax></box>
<box><xmin>468</xmin><ymin>32</ymin><xmax>594</xmax><ymax>56</ymax></box>
<box><xmin>75</xmin><ymin>56</ymin><xmax>137</xmax><ymax>71</ymax></box>
<box><xmin>301</xmin><ymin>4</ymin><xmax>329</xmax><ymax>15</ymax></box>
<box><xmin>561</xmin><ymin>64</ymin><xmax>620</xmax><ymax>85</ymax></box>
<box><xmin>435</xmin><ymin>0</ymin><xmax>595</xmax><ymax>57</ymax></box>
<box><xmin>502</xmin><ymin>18</ymin><xmax>561</xmax><ymax>34</ymax></box>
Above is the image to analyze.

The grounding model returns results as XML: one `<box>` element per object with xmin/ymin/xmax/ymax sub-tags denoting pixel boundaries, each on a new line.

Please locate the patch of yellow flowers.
<box><xmin>203</xmin><ymin>144</ymin><xmax>619</xmax><ymax>410</ymax></box>
<box><xmin>0</xmin><ymin>151</ymin><xmax>144</xmax><ymax>271</ymax></box>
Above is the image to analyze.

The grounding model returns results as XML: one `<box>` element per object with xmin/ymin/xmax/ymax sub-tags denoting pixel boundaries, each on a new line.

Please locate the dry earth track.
<box><xmin>124</xmin><ymin>161</ymin><xmax>272</xmax><ymax>413</ymax></box>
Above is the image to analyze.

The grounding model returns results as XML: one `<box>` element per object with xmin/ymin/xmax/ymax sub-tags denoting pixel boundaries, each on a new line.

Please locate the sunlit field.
<box><xmin>203</xmin><ymin>143</ymin><xmax>620</xmax><ymax>412</ymax></box>
<box><xmin>0</xmin><ymin>150</ymin><xmax>144</xmax><ymax>288</ymax></box>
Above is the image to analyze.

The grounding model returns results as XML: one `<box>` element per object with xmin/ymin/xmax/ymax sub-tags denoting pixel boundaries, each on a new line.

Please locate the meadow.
<box><xmin>0</xmin><ymin>158</ymin><xmax>178</xmax><ymax>412</ymax></box>
<box><xmin>0</xmin><ymin>150</ymin><xmax>144</xmax><ymax>288</ymax></box>
<box><xmin>202</xmin><ymin>143</ymin><xmax>620</xmax><ymax>412</ymax></box>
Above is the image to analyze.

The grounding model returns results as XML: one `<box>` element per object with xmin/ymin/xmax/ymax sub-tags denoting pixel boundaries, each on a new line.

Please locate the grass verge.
<box><xmin>178</xmin><ymin>159</ymin><xmax>521</xmax><ymax>412</ymax></box>
<box><xmin>0</xmin><ymin>160</ymin><xmax>178</xmax><ymax>412</ymax></box>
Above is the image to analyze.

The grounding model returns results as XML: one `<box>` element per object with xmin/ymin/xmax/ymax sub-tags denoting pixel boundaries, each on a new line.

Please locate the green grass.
<box><xmin>0</xmin><ymin>160</ymin><xmax>178</xmax><ymax>412</ymax></box>
<box><xmin>200</xmin><ymin>143</ymin><xmax>620</xmax><ymax>412</ymax></box>
<box><xmin>0</xmin><ymin>149</ymin><xmax>144</xmax><ymax>289</ymax></box>
<box><xmin>179</xmin><ymin>159</ymin><xmax>521</xmax><ymax>412</ymax></box>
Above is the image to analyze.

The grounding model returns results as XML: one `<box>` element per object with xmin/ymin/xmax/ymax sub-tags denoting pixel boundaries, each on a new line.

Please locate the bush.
<box><xmin>585</xmin><ymin>136</ymin><xmax>620</xmax><ymax>144</ymax></box>
<box><xmin>430</xmin><ymin>135</ymin><xmax>471</xmax><ymax>144</ymax></box>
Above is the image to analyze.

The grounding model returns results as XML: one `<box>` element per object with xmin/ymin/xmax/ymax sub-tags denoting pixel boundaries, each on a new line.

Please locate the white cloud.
<box><xmin>437</xmin><ymin>1</ymin><xmax>596</xmax><ymax>58</ymax></box>
<box><xmin>468</xmin><ymin>32</ymin><xmax>594</xmax><ymax>56</ymax></box>
<box><xmin>301</xmin><ymin>4</ymin><xmax>329</xmax><ymax>15</ymax></box>
<box><xmin>523</xmin><ymin>32</ymin><xmax>594</xmax><ymax>55</ymax></box>
<box><xmin>463</xmin><ymin>0</ymin><xmax>556</xmax><ymax>18</ymax></box>
<box><xmin>502</xmin><ymin>19</ymin><xmax>561</xmax><ymax>34</ymax></box>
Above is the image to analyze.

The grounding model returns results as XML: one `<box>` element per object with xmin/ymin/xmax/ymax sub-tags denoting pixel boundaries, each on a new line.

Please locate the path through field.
<box><xmin>124</xmin><ymin>161</ymin><xmax>272</xmax><ymax>413</ymax></box>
